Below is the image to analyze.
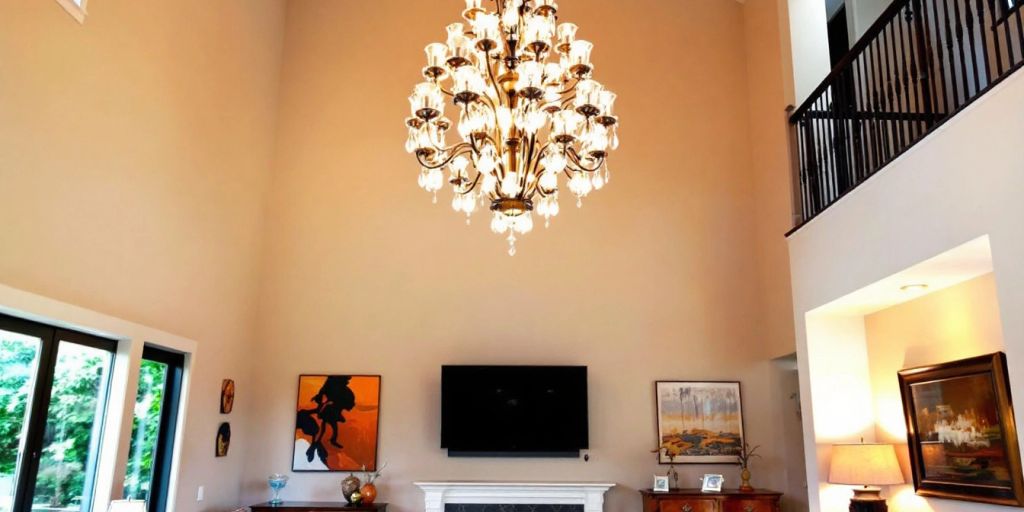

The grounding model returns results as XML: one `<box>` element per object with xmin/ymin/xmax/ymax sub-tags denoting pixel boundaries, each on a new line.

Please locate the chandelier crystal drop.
<box><xmin>405</xmin><ymin>0</ymin><xmax>620</xmax><ymax>255</ymax></box>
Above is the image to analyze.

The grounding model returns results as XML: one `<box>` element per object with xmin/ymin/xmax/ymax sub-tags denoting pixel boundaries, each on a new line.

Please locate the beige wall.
<box><xmin>0</xmin><ymin>1</ymin><xmax>286</xmax><ymax>511</ymax></box>
<box><xmin>0</xmin><ymin>0</ymin><xmax>803</xmax><ymax>510</ymax></box>
<box><xmin>742</xmin><ymin>0</ymin><xmax>798</xmax><ymax>360</ymax></box>
<box><xmin>243</xmin><ymin>1</ymin><xmax>796</xmax><ymax>511</ymax></box>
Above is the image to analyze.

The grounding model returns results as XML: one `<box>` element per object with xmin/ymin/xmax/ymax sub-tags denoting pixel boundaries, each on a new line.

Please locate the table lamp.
<box><xmin>107</xmin><ymin>500</ymin><xmax>147</xmax><ymax>512</ymax></box>
<box><xmin>829</xmin><ymin>442</ymin><xmax>905</xmax><ymax>512</ymax></box>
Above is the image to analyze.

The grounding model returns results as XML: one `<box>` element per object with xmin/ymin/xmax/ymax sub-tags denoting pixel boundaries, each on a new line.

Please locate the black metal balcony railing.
<box><xmin>789</xmin><ymin>0</ymin><xmax>1024</xmax><ymax>229</ymax></box>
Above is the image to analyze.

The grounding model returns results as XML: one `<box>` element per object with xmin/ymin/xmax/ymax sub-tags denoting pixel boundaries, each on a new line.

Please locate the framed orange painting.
<box><xmin>293</xmin><ymin>375</ymin><xmax>381</xmax><ymax>472</ymax></box>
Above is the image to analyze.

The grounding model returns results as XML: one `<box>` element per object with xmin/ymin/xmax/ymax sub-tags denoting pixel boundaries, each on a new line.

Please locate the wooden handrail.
<box><xmin>790</xmin><ymin>0</ymin><xmax>913</xmax><ymax>122</ymax></box>
<box><xmin>786</xmin><ymin>0</ymin><xmax>1024</xmax><ymax>229</ymax></box>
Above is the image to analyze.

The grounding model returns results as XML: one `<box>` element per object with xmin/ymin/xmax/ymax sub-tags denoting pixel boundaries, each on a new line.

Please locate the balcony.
<box><xmin>789</xmin><ymin>0</ymin><xmax>1024</xmax><ymax>231</ymax></box>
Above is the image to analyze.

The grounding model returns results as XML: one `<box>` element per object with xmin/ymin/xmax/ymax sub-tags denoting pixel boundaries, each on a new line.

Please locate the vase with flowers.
<box><xmin>737</xmin><ymin>442</ymin><xmax>762</xmax><ymax>492</ymax></box>
<box><xmin>651</xmin><ymin>441</ymin><xmax>683</xmax><ymax>490</ymax></box>
<box><xmin>359</xmin><ymin>462</ymin><xmax>388</xmax><ymax>505</ymax></box>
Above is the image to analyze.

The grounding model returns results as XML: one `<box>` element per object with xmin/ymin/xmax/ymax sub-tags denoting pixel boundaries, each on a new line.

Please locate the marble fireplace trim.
<box><xmin>414</xmin><ymin>481</ymin><xmax>616</xmax><ymax>512</ymax></box>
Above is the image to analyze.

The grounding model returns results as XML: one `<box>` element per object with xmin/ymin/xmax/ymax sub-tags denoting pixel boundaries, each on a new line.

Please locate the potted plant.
<box><xmin>738</xmin><ymin>442</ymin><xmax>761</xmax><ymax>492</ymax></box>
<box><xmin>359</xmin><ymin>462</ymin><xmax>387</xmax><ymax>505</ymax></box>
<box><xmin>652</xmin><ymin>441</ymin><xmax>683</xmax><ymax>490</ymax></box>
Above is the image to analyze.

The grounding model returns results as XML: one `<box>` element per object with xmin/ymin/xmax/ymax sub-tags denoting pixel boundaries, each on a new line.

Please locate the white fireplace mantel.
<box><xmin>414</xmin><ymin>481</ymin><xmax>616</xmax><ymax>512</ymax></box>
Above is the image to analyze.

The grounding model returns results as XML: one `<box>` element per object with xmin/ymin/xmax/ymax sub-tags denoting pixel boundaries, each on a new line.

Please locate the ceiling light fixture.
<box><xmin>900</xmin><ymin>284</ymin><xmax>930</xmax><ymax>293</ymax></box>
<box><xmin>405</xmin><ymin>0</ymin><xmax>620</xmax><ymax>255</ymax></box>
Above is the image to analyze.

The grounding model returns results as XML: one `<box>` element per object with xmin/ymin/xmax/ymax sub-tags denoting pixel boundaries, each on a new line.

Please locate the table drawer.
<box><xmin>722</xmin><ymin>499</ymin><xmax>777</xmax><ymax>512</ymax></box>
<box><xmin>658</xmin><ymin>498</ymin><xmax>718</xmax><ymax>512</ymax></box>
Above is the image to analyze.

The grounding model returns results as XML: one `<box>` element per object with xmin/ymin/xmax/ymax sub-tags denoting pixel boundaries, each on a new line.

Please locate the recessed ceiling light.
<box><xmin>900</xmin><ymin>284</ymin><xmax>929</xmax><ymax>293</ymax></box>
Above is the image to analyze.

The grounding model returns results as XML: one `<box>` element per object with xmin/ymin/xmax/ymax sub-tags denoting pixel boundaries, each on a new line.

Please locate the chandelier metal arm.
<box><xmin>474</xmin><ymin>92</ymin><xmax>498</xmax><ymax>111</ymax></box>
<box><xmin>416</xmin><ymin>144</ymin><xmax>474</xmax><ymax>169</ymax></box>
<box><xmin>523</xmin><ymin>134</ymin><xmax>537</xmax><ymax>184</ymax></box>
<box><xmin>456</xmin><ymin>171</ymin><xmax>482</xmax><ymax>195</ymax></box>
<box><xmin>518</xmin><ymin>139</ymin><xmax>533</xmax><ymax>192</ymax></box>
<box><xmin>569</xmin><ymin>156</ymin><xmax>598</xmax><ymax>175</ymax></box>
<box><xmin>558</xmin><ymin>80</ymin><xmax>580</xmax><ymax>95</ymax></box>
<box><xmin>567</xmin><ymin>148</ymin><xmax>605</xmax><ymax>173</ymax></box>
<box><xmin>485</xmin><ymin>52</ymin><xmax>505</xmax><ymax>108</ymax></box>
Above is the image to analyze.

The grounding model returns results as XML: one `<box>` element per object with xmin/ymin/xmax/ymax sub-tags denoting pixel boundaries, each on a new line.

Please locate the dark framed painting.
<box><xmin>898</xmin><ymin>353</ymin><xmax>1024</xmax><ymax>506</ymax></box>
<box><xmin>292</xmin><ymin>374</ymin><xmax>381</xmax><ymax>472</ymax></box>
<box><xmin>655</xmin><ymin>381</ymin><xmax>744</xmax><ymax>464</ymax></box>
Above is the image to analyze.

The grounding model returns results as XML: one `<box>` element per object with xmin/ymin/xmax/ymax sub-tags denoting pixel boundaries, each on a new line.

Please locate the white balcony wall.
<box><xmin>787</xmin><ymin>58</ymin><xmax>1024</xmax><ymax>511</ymax></box>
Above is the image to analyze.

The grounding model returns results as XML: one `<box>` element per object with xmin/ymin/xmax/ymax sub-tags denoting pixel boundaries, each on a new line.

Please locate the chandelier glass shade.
<box><xmin>405</xmin><ymin>0</ymin><xmax>619</xmax><ymax>255</ymax></box>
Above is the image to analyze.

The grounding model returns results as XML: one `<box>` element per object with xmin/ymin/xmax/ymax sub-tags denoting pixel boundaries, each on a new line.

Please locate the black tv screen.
<box><xmin>441</xmin><ymin>365</ymin><xmax>589</xmax><ymax>456</ymax></box>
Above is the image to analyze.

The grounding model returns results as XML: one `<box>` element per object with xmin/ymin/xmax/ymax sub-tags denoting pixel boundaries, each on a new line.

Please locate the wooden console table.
<box><xmin>641</xmin><ymin>489</ymin><xmax>781</xmax><ymax>512</ymax></box>
<box><xmin>250</xmin><ymin>502</ymin><xmax>387</xmax><ymax>512</ymax></box>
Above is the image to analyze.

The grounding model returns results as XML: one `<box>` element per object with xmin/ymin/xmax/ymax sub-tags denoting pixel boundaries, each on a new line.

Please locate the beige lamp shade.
<box><xmin>107</xmin><ymin>500</ymin><xmax>147</xmax><ymax>512</ymax></box>
<box><xmin>829</xmin><ymin>443</ymin><xmax>905</xmax><ymax>486</ymax></box>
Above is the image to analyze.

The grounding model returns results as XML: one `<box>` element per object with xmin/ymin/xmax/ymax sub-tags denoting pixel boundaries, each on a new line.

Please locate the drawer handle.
<box><xmin>680</xmin><ymin>505</ymin><xmax>693</xmax><ymax>512</ymax></box>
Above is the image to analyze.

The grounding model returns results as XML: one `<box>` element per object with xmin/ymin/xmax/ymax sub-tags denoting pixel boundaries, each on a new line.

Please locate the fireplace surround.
<box><xmin>414</xmin><ymin>482</ymin><xmax>616</xmax><ymax>512</ymax></box>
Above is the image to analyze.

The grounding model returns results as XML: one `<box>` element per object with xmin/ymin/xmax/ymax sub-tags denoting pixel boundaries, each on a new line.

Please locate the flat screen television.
<box><xmin>441</xmin><ymin>365</ymin><xmax>589</xmax><ymax>457</ymax></box>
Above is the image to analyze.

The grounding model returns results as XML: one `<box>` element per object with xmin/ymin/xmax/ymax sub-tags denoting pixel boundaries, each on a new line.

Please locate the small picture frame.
<box><xmin>653</xmin><ymin>475</ymin><xmax>670</xmax><ymax>492</ymax></box>
<box><xmin>701</xmin><ymin>474</ymin><xmax>724</xmax><ymax>493</ymax></box>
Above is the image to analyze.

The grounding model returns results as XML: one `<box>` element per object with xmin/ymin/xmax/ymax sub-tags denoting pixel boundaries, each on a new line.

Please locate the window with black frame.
<box><xmin>122</xmin><ymin>347</ymin><xmax>183</xmax><ymax>512</ymax></box>
<box><xmin>0</xmin><ymin>314</ymin><xmax>116</xmax><ymax>512</ymax></box>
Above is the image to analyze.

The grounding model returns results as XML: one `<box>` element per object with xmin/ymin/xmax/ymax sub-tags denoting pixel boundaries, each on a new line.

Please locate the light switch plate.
<box><xmin>197</xmin><ymin>486</ymin><xmax>204</xmax><ymax>502</ymax></box>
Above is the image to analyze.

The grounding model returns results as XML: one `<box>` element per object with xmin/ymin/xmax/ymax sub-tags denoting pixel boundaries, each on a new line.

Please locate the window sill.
<box><xmin>55</xmin><ymin>0</ymin><xmax>87</xmax><ymax>24</ymax></box>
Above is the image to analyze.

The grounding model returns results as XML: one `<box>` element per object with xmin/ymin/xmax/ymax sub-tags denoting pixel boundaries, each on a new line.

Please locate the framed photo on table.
<box><xmin>899</xmin><ymin>353</ymin><xmax>1024</xmax><ymax>506</ymax></box>
<box><xmin>653</xmin><ymin>475</ymin><xmax>670</xmax><ymax>492</ymax></box>
<box><xmin>701</xmin><ymin>474</ymin><xmax>724</xmax><ymax>493</ymax></box>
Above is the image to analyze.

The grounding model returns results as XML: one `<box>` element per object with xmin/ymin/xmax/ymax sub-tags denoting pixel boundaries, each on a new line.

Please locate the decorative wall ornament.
<box><xmin>655</xmin><ymin>381</ymin><xmax>744</xmax><ymax>464</ymax></box>
<box><xmin>898</xmin><ymin>352</ymin><xmax>1024</xmax><ymax>506</ymax></box>
<box><xmin>405</xmin><ymin>0</ymin><xmax>620</xmax><ymax>255</ymax></box>
<box><xmin>293</xmin><ymin>375</ymin><xmax>381</xmax><ymax>472</ymax></box>
<box><xmin>215</xmin><ymin>422</ymin><xmax>231</xmax><ymax>457</ymax></box>
<box><xmin>221</xmin><ymin>378</ymin><xmax>235</xmax><ymax>414</ymax></box>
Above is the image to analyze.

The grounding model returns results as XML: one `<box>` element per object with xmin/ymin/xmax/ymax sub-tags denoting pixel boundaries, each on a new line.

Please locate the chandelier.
<box><xmin>405</xmin><ymin>0</ymin><xmax>619</xmax><ymax>255</ymax></box>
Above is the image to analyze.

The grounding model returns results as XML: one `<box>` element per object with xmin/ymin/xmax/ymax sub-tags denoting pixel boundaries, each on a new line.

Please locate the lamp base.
<box><xmin>849</xmin><ymin>487</ymin><xmax>887</xmax><ymax>512</ymax></box>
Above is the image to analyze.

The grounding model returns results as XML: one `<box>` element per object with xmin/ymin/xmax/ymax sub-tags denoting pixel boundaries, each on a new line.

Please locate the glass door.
<box><xmin>122</xmin><ymin>347</ymin><xmax>182</xmax><ymax>512</ymax></box>
<box><xmin>26</xmin><ymin>335</ymin><xmax>113</xmax><ymax>512</ymax></box>
<box><xmin>0</xmin><ymin>314</ymin><xmax>116</xmax><ymax>512</ymax></box>
<box><xmin>0</xmin><ymin>319</ymin><xmax>46</xmax><ymax>512</ymax></box>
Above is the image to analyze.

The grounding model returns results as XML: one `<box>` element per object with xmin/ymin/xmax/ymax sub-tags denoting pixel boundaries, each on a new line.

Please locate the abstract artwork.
<box><xmin>899</xmin><ymin>353</ymin><xmax>1024</xmax><ymax>506</ymax></box>
<box><xmin>655</xmin><ymin>381</ymin><xmax>744</xmax><ymax>464</ymax></box>
<box><xmin>293</xmin><ymin>375</ymin><xmax>381</xmax><ymax>472</ymax></box>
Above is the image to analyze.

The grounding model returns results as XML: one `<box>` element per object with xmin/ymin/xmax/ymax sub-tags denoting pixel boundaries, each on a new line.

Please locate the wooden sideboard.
<box><xmin>641</xmin><ymin>489</ymin><xmax>781</xmax><ymax>512</ymax></box>
<box><xmin>250</xmin><ymin>502</ymin><xmax>387</xmax><ymax>512</ymax></box>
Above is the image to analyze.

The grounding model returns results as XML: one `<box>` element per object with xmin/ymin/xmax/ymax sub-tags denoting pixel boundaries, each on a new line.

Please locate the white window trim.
<box><xmin>55</xmin><ymin>0</ymin><xmax>88</xmax><ymax>23</ymax></box>
<box><xmin>0</xmin><ymin>282</ymin><xmax>197</xmax><ymax>512</ymax></box>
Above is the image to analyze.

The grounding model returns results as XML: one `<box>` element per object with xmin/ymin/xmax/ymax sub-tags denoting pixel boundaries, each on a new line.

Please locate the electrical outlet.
<box><xmin>197</xmin><ymin>486</ymin><xmax>205</xmax><ymax>502</ymax></box>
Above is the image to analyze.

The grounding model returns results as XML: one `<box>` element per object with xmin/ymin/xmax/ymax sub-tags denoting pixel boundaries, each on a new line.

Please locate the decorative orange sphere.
<box><xmin>359</xmin><ymin>483</ymin><xmax>378</xmax><ymax>505</ymax></box>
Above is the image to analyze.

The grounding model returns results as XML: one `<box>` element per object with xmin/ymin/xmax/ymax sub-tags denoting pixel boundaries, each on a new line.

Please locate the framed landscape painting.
<box><xmin>293</xmin><ymin>374</ymin><xmax>381</xmax><ymax>472</ymax></box>
<box><xmin>655</xmin><ymin>381</ymin><xmax>744</xmax><ymax>464</ymax></box>
<box><xmin>899</xmin><ymin>353</ymin><xmax>1024</xmax><ymax>506</ymax></box>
